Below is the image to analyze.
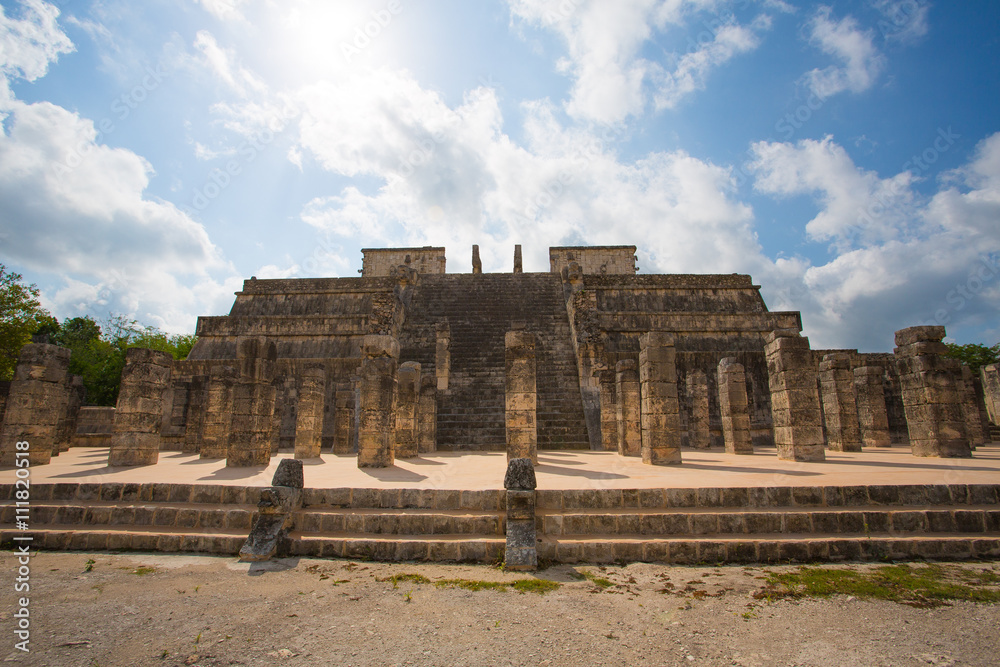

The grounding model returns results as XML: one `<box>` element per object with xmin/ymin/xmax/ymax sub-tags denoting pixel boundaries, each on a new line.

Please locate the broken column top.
<box><xmin>895</xmin><ymin>325</ymin><xmax>946</xmax><ymax>347</ymax></box>
<box><xmin>17</xmin><ymin>342</ymin><xmax>72</xmax><ymax>367</ymax></box>
<box><xmin>505</xmin><ymin>329</ymin><xmax>535</xmax><ymax>349</ymax></box>
<box><xmin>819</xmin><ymin>353</ymin><xmax>851</xmax><ymax>371</ymax></box>
<box><xmin>639</xmin><ymin>330</ymin><xmax>675</xmax><ymax>347</ymax></box>
<box><xmin>718</xmin><ymin>357</ymin><xmax>743</xmax><ymax>370</ymax></box>
<box><xmin>272</xmin><ymin>458</ymin><xmax>304</xmax><ymax>488</ymax></box>
<box><xmin>764</xmin><ymin>328</ymin><xmax>803</xmax><ymax>345</ymax></box>
<box><xmin>124</xmin><ymin>347</ymin><xmax>174</xmax><ymax>367</ymax></box>
<box><xmin>362</xmin><ymin>334</ymin><xmax>400</xmax><ymax>359</ymax></box>
<box><xmin>615</xmin><ymin>359</ymin><xmax>637</xmax><ymax>373</ymax></box>
<box><xmin>504</xmin><ymin>457</ymin><xmax>537</xmax><ymax>490</ymax></box>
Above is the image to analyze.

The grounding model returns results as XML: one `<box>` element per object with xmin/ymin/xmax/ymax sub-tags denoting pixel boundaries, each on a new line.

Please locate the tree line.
<box><xmin>1</xmin><ymin>265</ymin><xmax>195</xmax><ymax>406</ymax></box>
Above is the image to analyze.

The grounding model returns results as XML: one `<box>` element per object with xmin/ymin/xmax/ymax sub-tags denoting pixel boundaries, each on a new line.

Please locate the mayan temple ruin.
<box><xmin>2</xmin><ymin>244</ymin><xmax>999</xmax><ymax>566</ymax></box>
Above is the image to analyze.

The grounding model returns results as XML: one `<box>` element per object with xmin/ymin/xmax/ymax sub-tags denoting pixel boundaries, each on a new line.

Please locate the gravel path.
<box><xmin>2</xmin><ymin>552</ymin><xmax>998</xmax><ymax>666</ymax></box>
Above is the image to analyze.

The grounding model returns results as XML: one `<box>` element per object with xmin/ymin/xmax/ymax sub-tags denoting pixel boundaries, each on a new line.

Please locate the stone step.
<box><xmin>0</xmin><ymin>525</ymin><xmax>246</xmax><ymax>554</ymax></box>
<box><xmin>537</xmin><ymin>534</ymin><xmax>1000</xmax><ymax>564</ymax></box>
<box><xmin>1</xmin><ymin>501</ymin><xmax>254</xmax><ymax>531</ymax></box>
<box><xmin>293</xmin><ymin>508</ymin><xmax>504</xmax><ymax>535</ymax></box>
<box><xmin>539</xmin><ymin>506</ymin><xmax>1000</xmax><ymax>536</ymax></box>
<box><xmin>286</xmin><ymin>533</ymin><xmax>505</xmax><ymax>563</ymax></box>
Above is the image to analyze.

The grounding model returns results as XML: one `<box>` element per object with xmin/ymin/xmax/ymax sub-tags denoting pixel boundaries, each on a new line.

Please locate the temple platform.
<box><xmin>3</xmin><ymin>443</ymin><xmax>1000</xmax><ymax>490</ymax></box>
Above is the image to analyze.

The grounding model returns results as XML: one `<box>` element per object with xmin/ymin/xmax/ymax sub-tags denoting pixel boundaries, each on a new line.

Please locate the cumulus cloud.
<box><xmin>196</xmin><ymin>0</ymin><xmax>250</xmax><ymax>23</ymax></box>
<box><xmin>802</xmin><ymin>7</ymin><xmax>886</xmax><ymax>98</ymax></box>
<box><xmin>0</xmin><ymin>0</ymin><xmax>73</xmax><ymax>108</ymax></box>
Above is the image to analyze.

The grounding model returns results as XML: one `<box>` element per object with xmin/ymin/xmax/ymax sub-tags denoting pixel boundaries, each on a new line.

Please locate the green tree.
<box><xmin>944</xmin><ymin>342</ymin><xmax>1000</xmax><ymax>373</ymax></box>
<box><xmin>0</xmin><ymin>265</ymin><xmax>52</xmax><ymax>380</ymax></box>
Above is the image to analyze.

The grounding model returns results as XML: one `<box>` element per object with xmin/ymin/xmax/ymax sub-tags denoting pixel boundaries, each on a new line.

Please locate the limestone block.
<box><xmin>294</xmin><ymin>366</ymin><xmax>326</xmax><ymax>459</ymax></box>
<box><xmin>717</xmin><ymin>358</ymin><xmax>753</xmax><ymax>455</ymax></box>
<box><xmin>394</xmin><ymin>362</ymin><xmax>420</xmax><ymax>459</ymax></box>
<box><xmin>958</xmin><ymin>366</ymin><xmax>986</xmax><ymax>448</ymax></box>
<box><xmin>599</xmin><ymin>369</ymin><xmax>619</xmax><ymax>452</ymax></box>
<box><xmin>505</xmin><ymin>330</ymin><xmax>537</xmax><ymax>464</ymax></box>
<box><xmin>685</xmin><ymin>369</ymin><xmax>710</xmax><ymax>450</ymax></box>
<box><xmin>417</xmin><ymin>375</ymin><xmax>437</xmax><ymax>453</ymax></box>
<box><xmin>357</xmin><ymin>351</ymin><xmax>397</xmax><ymax>468</ymax></box>
<box><xmin>435</xmin><ymin>322</ymin><xmax>450</xmax><ymax>391</ymax></box>
<box><xmin>108</xmin><ymin>348</ymin><xmax>173</xmax><ymax>467</ymax></box>
<box><xmin>853</xmin><ymin>366</ymin><xmax>891</xmax><ymax>448</ymax></box>
<box><xmin>765</xmin><ymin>330</ymin><xmax>825</xmax><ymax>462</ymax></box>
<box><xmin>333</xmin><ymin>390</ymin><xmax>355</xmax><ymax>455</ymax></box>
<box><xmin>615</xmin><ymin>360</ymin><xmax>641</xmax><ymax>457</ymax></box>
<box><xmin>638</xmin><ymin>332</ymin><xmax>682</xmax><ymax>466</ymax></box>
<box><xmin>819</xmin><ymin>353</ymin><xmax>862</xmax><ymax>452</ymax></box>
<box><xmin>1</xmin><ymin>343</ymin><xmax>74</xmax><ymax>465</ymax></box>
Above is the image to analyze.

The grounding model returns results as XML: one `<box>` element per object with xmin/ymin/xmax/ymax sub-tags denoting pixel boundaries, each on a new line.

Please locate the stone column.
<box><xmin>357</xmin><ymin>334</ymin><xmax>399</xmax><ymax>468</ymax></box>
<box><xmin>333</xmin><ymin>389</ymin><xmax>355</xmax><ymax>455</ymax></box>
<box><xmin>717</xmin><ymin>358</ymin><xmax>753</xmax><ymax>455</ymax></box>
<box><xmin>182</xmin><ymin>375</ymin><xmax>208</xmax><ymax>454</ymax></box>
<box><xmin>227</xmin><ymin>338</ymin><xmax>278</xmax><ymax>467</ymax></box>
<box><xmin>638</xmin><ymin>331</ymin><xmax>682</xmax><ymax>465</ymax></box>
<box><xmin>0</xmin><ymin>343</ymin><xmax>72</xmax><ymax>466</ymax></box>
<box><xmin>394</xmin><ymin>361</ymin><xmax>421</xmax><ymax>459</ymax></box>
<box><xmin>505</xmin><ymin>329</ymin><xmax>537</xmax><ymax>464</ymax></box>
<box><xmin>686</xmin><ymin>369</ymin><xmax>710</xmax><ymax>450</ymax></box>
<box><xmin>294</xmin><ymin>366</ymin><xmax>326</xmax><ymax>459</ymax></box>
<box><xmin>504</xmin><ymin>458</ymin><xmax>537</xmax><ymax>571</ymax></box>
<box><xmin>764</xmin><ymin>329</ymin><xmax>826</xmax><ymax>462</ymax></box>
<box><xmin>108</xmin><ymin>348</ymin><xmax>172</xmax><ymax>467</ymax></box>
<box><xmin>894</xmin><ymin>326</ymin><xmax>970</xmax><ymax>458</ymax></box>
<box><xmin>981</xmin><ymin>364</ymin><xmax>1000</xmax><ymax>425</ymax></box>
<box><xmin>853</xmin><ymin>366</ymin><xmax>891</xmax><ymax>448</ymax></box>
<box><xmin>417</xmin><ymin>374</ymin><xmax>437</xmax><ymax>453</ymax></box>
<box><xmin>615</xmin><ymin>360</ymin><xmax>641</xmax><ymax>456</ymax></box>
<box><xmin>435</xmin><ymin>322</ymin><xmax>450</xmax><ymax>390</ymax></box>
<box><xmin>472</xmin><ymin>244</ymin><xmax>483</xmax><ymax>274</ymax></box>
<box><xmin>598</xmin><ymin>368</ymin><xmax>619</xmax><ymax>452</ymax></box>
<box><xmin>56</xmin><ymin>375</ymin><xmax>86</xmax><ymax>454</ymax></box>
<box><xmin>201</xmin><ymin>365</ymin><xmax>236</xmax><ymax>459</ymax></box>
<box><xmin>818</xmin><ymin>353</ymin><xmax>862</xmax><ymax>452</ymax></box>
<box><xmin>513</xmin><ymin>244</ymin><xmax>523</xmax><ymax>274</ymax></box>
<box><xmin>958</xmin><ymin>366</ymin><xmax>987</xmax><ymax>449</ymax></box>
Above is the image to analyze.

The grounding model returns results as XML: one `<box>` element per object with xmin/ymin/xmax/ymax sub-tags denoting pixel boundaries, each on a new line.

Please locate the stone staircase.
<box><xmin>989</xmin><ymin>423</ymin><xmax>1000</xmax><ymax>443</ymax></box>
<box><xmin>5</xmin><ymin>482</ymin><xmax>998</xmax><ymax>565</ymax></box>
<box><xmin>398</xmin><ymin>274</ymin><xmax>590</xmax><ymax>451</ymax></box>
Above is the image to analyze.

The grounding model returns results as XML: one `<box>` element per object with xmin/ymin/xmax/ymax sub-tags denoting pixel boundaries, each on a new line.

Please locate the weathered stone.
<box><xmin>417</xmin><ymin>375</ymin><xmax>437</xmax><ymax>453</ymax></box>
<box><xmin>598</xmin><ymin>369</ymin><xmax>619</xmax><ymax>452</ymax></box>
<box><xmin>958</xmin><ymin>366</ymin><xmax>986</xmax><ymax>449</ymax></box>
<box><xmin>505</xmin><ymin>330</ymin><xmax>537</xmax><ymax>464</ymax></box>
<box><xmin>294</xmin><ymin>366</ymin><xmax>326</xmax><ymax>459</ymax></box>
<box><xmin>504</xmin><ymin>457</ymin><xmax>537</xmax><ymax>490</ymax></box>
<box><xmin>639</xmin><ymin>331</ymin><xmax>682</xmax><ymax>465</ymax></box>
<box><xmin>108</xmin><ymin>348</ymin><xmax>172</xmax><ymax>467</ymax></box>
<box><xmin>686</xmin><ymin>369</ymin><xmax>710</xmax><ymax>450</ymax></box>
<box><xmin>272</xmin><ymin>458</ymin><xmax>304</xmax><ymax>489</ymax></box>
<box><xmin>765</xmin><ymin>330</ymin><xmax>825</xmax><ymax>462</ymax></box>
<box><xmin>333</xmin><ymin>389</ymin><xmax>355</xmax><ymax>455</ymax></box>
<box><xmin>0</xmin><ymin>343</ymin><xmax>72</xmax><ymax>466</ymax></box>
<box><xmin>894</xmin><ymin>326</ymin><xmax>970</xmax><ymax>458</ymax></box>
<box><xmin>435</xmin><ymin>322</ymin><xmax>450</xmax><ymax>391</ymax></box>
<box><xmin>615</xmin><ymin>360</ymin><xmax>641</xmax><ymax>457</ymax></box>
<box><xmin>472</xmin><ymin>244</ymin><xmax>482</xmax><ymax>274</ymax></box>
<box><xmin>819</xmin><ymin>353</ymin><xmax>862</xmax><ymax>452</ymax></box>
<box><xmin>513</xmin><ymin>244</ymin><xmax>523</xmax><ymax>274</ymax></box>
<box><xmin>394</xmin><ymin>361</ymin><xmax>421</xmax><ymax>458</ymax></box>
<box><xmin>55</xmin><ymin>374</ymin><xmax>85</xmax><ymax>453</ymax></box>
<box><xmin>854</xmin><ymin>366</ymin><xmax>892</xmax><ymax>448</ymax></box>
<box><xmin>718</xmin><ymin>358</ymin><xmax>753</xmax><ymax>455</ymax></box>
<box><xmin>357</xmin><ymin>335</ymin><xmax>398</xmax><ymax>468</ymax></box>
<box><xmin>200</xmin><ymin>365</ymin><xmax>237</xmax><ymax>459</ymax></box>
<box><xmin>227</xmin><ymin>338</ymin><xmax>278</xmax><ymax>467</ymax></box>
<box><xmin>981</xmin><ymin>364</ymin><xmax>1000</xmax><ymax>426</ymax></box>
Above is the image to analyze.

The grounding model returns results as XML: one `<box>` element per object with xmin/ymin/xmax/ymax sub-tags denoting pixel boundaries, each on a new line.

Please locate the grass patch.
<box><xmin>376</xmin><ymin>573</ymin><xmax>432</xmax><ymax>589</ymax></box>
<box><xmin>761</xmin><ymin>564</ymin><xmax>1000</xmax><ymax>608</ymax></box>
<box><xmin>579</xmin><ymin>571</ymin><xmax>613</xmax><ymax>589</ymax></box>
<box><xmin>435</xmin><ymin>578</ymin><xmax>559</xmax><ymax>595</ymax></box>
<box><xmin>124</xmin><ymin>566</ymin><xmax>156</xmax><ymax>576</ymax></box>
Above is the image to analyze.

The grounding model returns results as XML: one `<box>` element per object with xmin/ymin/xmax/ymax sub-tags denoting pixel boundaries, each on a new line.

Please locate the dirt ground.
<box><xmin>2</xmin><ymin>551</ymin><xmax>999</xmax><ymax>667</ymax></box>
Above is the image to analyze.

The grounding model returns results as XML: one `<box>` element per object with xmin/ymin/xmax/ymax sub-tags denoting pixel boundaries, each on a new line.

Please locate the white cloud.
<box><xmin>802</xmin><ymin>7</ymin><xmax>885</xmax><ymax>98</ymax></box>
<box><xmin>196</xmin><ymin>0</ymin><xmax>250</xmax><ymax>23</ymax></box>
<box><xmin>0</xmin><ymin>0</ymin><xmax>73</xmax><ymax>108</ymax></box>
<box><xmin>873</xmin><ymin>0</ymin><xmax>929</xmax><ymax>43</ymax></box>
<box><xmin>508</xmin><ymin>0</ymin><xmax>773</xmax><ymax>122</ymax></box>
<box><xmin>193</xmin><ymin>30</ymin><xmax>267</xmax><ymax>98</ymax></box>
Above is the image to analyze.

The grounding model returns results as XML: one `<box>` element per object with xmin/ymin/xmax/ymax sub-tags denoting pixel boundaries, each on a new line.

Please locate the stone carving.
<box><xmin>638</xmin><ymin>331</ymin><xmax>682</xmax><ymax>465</ymax></box>
<box><xmin>818</xmin><ymin>353</ymin><xmax>862</xmax><ymax>452</ymax></box>
<box><xmin>357</xmin><ymin>334</ymin><xmax>398</xmax><ymax>468</ymax></box>
<box><xmin>505</xmin><ymin>329</ymin><xmax>537</xmax><ymax>464</ymax></box>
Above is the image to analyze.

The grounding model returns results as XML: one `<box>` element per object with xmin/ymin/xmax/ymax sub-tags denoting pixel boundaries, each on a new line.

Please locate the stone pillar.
<box><xmin>182</xmin><ymin>375</ymin><xmax>208</xmax><ymax>454</ymax></box>
<box><xmin>958</xmin><ymin>366</ymin><xmax>987</xmax><ymax>449</ymax></box>
<box><xmin>333</xmin><ymin>389</ymin><xmax>355</xmax><ymax>455</ymax></box>
<box><xmin>764</xmin><ymin>329</ymin><xmax>826</xmax><ymax>462</ymax></box>
<box><xmin>615</xmin><ymin>360</ymin><xmax>641</xmax><ymax>456</ymax></box>
<box><xmin>638</xmin><ymin>331</ymin><xmax>682</xmax><ymax>465</ymax></box>
<box><xmin>417</xmin><ymin>374</ymin><xmax>437</xmax><ymax>453</ymax></box>
<box><xmin>357</xmin><ymin>334</ymin><xmax>399</xmax><ymax>468</ymax></box>
<box><xmin>981</xmin><ymin>364</ymin><xmax>1000</xmax><ymax>425</ymax></box>
<box><xmin>201</xmin><ymin>365</ymin><xmax>236</xmax><ymax>459</ymax></box>
<box><xmin>56</xmin><ymin>375</ymin><xmax>86</xmax><ymax>454</ymax></box>
<box><xmin>395</xmin><ymin>361</ymin><xmax>421</xmax><ymax>459</ymax></box>
<box><xmin>294</xmin><ymin>366</ymin><xmax>326</xmax><ymax>459</ymax></box>
<box><xmin>435</xmin><ymin>322</ymin><xmax>450</xmax><ymax>391</ymax></box>
<box><xmin>0</xmin><ymin>343</ymin><xmax>72</xmax><ymax>466</ymax></box>
<box><xmin>598</xmin><ymin>369</ymin><xmax>619</xmax><ymax>452</ymax></box>
<box><xmin>227</xmin><ymin>338</ymin><xmax>278</xmax><ymax>467</ymax></box>
<box><xmin>717</xmin><ymin>358</ymin><xmax>753</xmax><ymax>455</ymax></box>
<box><xmin>894</xmin><ymin>326</ymin><xmax>970</xmax><ymax>458</ymax></box>
<box><xmin>513</xmin><ymin>244</ymin><xmax>523</xmax><ymax>274</ymax></box>
<box><xmin>505</xmin><ymin>329</ymin><xmax>537</xmax><ymax>464</ymax></box>
<box><xmin>472</xmin><ymin>244</ymin><xmax>483</xmax><ymax>274</ymax></box>
<box><xmin>818</xmin><ymin>353</ymin><xmax>862</xmax><ymax>452</ymax></box>
<box><xmin>504</xmin><ymin>458</ymin><xmax>537</xmax><ymax>571</ymax></box>
<box><xmin>853</xmin><ymin>366</ymin><xmax>892</xmax><ymax>448</ymax></box>
<box><xmin>686</xmin><ymin>369</ymin><xmax>710</xmax><ymax>450</ymax></box>
<box><xmin>108</xmin><ymin>348</ymin><xmax>172</xmax><ymax>467</ymax></box>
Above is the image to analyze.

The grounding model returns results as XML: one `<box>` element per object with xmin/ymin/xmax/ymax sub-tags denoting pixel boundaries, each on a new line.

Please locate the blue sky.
<box><xmin>1</xmin><ymin>0</ymin><xmax>999</xmax><ymax>352</ymax></box>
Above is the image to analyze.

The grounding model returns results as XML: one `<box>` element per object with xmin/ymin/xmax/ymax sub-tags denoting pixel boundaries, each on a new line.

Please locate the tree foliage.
<box><xmin>0</xmin><ymin>265</ymin><xmax>52</xmax><ymax>381</ymax></box>
<box><xmin>42</xmin><ymin>314</ymin><xmax>196</xmax><ymax>406</ymax></box>
<box><xmin>944</xmin><ymin>342</ymin><xmax>1000</xmax><ymax>373</ymax></box>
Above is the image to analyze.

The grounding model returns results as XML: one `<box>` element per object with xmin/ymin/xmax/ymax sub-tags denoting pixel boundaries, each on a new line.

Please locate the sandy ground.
<box><xmin>1</xmin><ymin>551</ymin><xmax>998</xmax><ymax>666</ymax></box>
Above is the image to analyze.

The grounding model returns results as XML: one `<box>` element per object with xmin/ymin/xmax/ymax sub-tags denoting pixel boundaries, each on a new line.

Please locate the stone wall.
<box><xmin>361</xmin><ymin>247</ymin><xmax>446</xmax><ymax>277</ymax></box>
<box><xmin>73</xmin><ymin>406</ymin><xmax>115</xmax><ymax>448</ymax></box>
<box><xmin>982</xmin><ymin>364</ymin><xmax>1000</xmax><ymax>425</ymax></box>
<box><xmin>549</xmin><ymin>246</ymin><xmax>637</xmax><ymax>276</ymax></box>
